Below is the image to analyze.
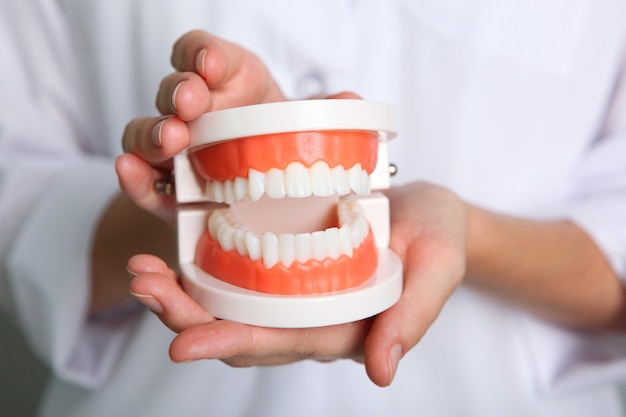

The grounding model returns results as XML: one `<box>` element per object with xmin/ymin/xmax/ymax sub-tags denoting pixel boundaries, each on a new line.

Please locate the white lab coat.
<box><xmin>2</xmin><ymin>1</ymin><xmax>626</xmax><ymax>416</ymax></box>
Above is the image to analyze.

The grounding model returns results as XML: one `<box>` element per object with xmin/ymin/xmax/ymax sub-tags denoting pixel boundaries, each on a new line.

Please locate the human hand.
<box><xmin>128</xmin><ymin>181</ymin><xmax>466</xmax><ymax>386</ymax></box>
<box><xmin>116</xmin><ymin>30</ymin><xmax>285</xmax><ymax>223</ymax></box>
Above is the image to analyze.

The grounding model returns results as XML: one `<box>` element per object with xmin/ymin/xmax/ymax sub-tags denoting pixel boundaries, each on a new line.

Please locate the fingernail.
<box><xmin>151</xmin><ymin>119</ymin><xmax>166</xmax><ymax>148</ymax></box>
<box><xmin>127</xmin><ymin>267</ymin><xmax>138</xmax><ymax>279</ymax></box>
<box><xmin>170</xmin><ymin>81</ymin><xmax>184</xmax><ymax>113</ymax></box>
<box><xmin>195</xmin><ymin>48</ymin><xmax>207</xmax><ymax>76</ymax></box>
<box><xmin>173</xmin><ymin>358</ymin><xmax>196</xmax><ymax>364</ymax></box>
<box><xmin>387</xmin><ymin>344</ymin><xmax>402</xmax><ymax>385</ymax></box>
<box><xmin>130</xmin><ymin>291</ymin><xmax>164</xmax><ymax>314</ymax></box>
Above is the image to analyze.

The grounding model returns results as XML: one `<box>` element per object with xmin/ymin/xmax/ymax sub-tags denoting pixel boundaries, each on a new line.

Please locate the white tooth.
<box><xmin>217</xmin><ymin>223</ymin><xmax>236</xmax><ymax>252</ymax></box>
<box><xmin>332</xmin><ymin>166</ymin><xmax>351</xmax><ymax>196</ymax></box>
<box><xmin>295</xmin><ymin>233</ymin><xmax>312</xmax><ymax>264</ymax></box>
<box><xmin>234</xmin><ymin>177</ymin><xmax>248</xmax><ymax>202</ymax></box>
<box><xmin>337</xmin><ymin>201</ymin><xmax>352</xmax><ymax>226</ymax></box>
<box><xmin>351</xmin><ymin>217</ymin><xmax>368</xmax><ymax>247</ymax></box>
<box><xmin>348</xmin><ymin>163</ymin><xmax>363</xmax><ymax>194</ymax></box>
<box><xmin>223</xmin><ymin>179</ymin><xmax>236</xmax><ymax>204</ymax></box>
<box><xmin>347</xmin><ymin>198</ymin><xmax>362</xmax><ymax>214</ymax></box>
<box><xmin>350</xmin><ymin>224</ymin><xmax>361</xmax><ymax>247</ymax></box>
<box><xmin>285</xmin><ymin>162</ymin><xmax>312</xmax><ymax>198</ymax></box>
<box><xmin>222</xmin><ymin>208</ymin><xmax>237</xmax><ymax>225</ymax></box>
<box><xmin>311</xmin><ymin>231</ymin><xmax>326</xmax><ymax>261</ymax></box>
<box><xmin>208</xmin><ymin>210</ymin><xmax>221</xmax><ymax>238</ymax></box>
<box><xmin>310</xmin><ymin>161</ymin><xmax>334</xmax><ymax>197</ymax></box>
<box><xmin>206</xmin><ymin>181</ymin><xmax>215</xmax><ymax>201</ymax></box>
<box><xmin>211</xmin><ymin>181</ymin><xmax>225</xmax><ymax>203</ymax></box>
<box><xmin>349</xmin><ymin>201</ymin><xmax>367</xmax><ymax>239</ymax></box>
<box><xmin>248</xmin><ymin>169</ymin><xmax>265</xmax><ymax>202</ymax></box>
<box><xmin>245</xmin><ymin>232</ymin><xmax>261</xmax><ymax>261</ymax></box>
<box><xmin>265</xmin><ymin>168</ymin><xmax>285</xmax><ymax>199</ymax></box>
<box><xmin>234</xmin><ymin>229</ymin><xmax>248</xmax><ymax>256</ymax></box>
<box><xmin>339</xmin><ymin>224</ymin><xmax>353</xmax><ymax>257</ymax></box>
<box><xmin>325</xmin><ymin>227</ymin><xmax>340</xmax><ymax>260</ymax></box>
<box><xmin>357</xmin><ymin>170</ymin><xmax>371</xmax><ymax>195</ymax></box>
<box><xmin>349</xmin><ymin>210</ymin><xmax>367</xmax><ymax>248</ymax></box>
<box><xmin>278</xmin><ymin>233</ymin><xmax>295</xmax><ymax>267</ymax></box>
<box><xmin>261</xmin><ymin>232</ymin><xmax>279</xmax><ymax>269</ymax></box>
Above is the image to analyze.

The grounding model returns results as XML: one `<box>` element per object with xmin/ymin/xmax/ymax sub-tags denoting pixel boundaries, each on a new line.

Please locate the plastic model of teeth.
<box><xmin>174</xmin><ymin>100</ymin><xmax>403</xmax><ymax>328</ymax></box>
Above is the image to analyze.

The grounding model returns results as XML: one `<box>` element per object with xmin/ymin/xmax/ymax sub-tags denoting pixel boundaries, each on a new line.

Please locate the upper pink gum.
<box><xmin>189</xmin><ymin>130</ymin><xmax>379</xmax><ymax>183</ymax></box>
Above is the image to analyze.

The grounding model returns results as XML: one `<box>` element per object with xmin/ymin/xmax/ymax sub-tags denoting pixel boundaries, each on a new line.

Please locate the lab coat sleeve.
<box><xmin>521</xmin><ymin>44</ymin><xmax>626</xmax><ymax>396</ymax></box>
<box><xmin>0</xmin><ymin>1</ymin><xmax>139</xmax><ymax>389</ymax></box>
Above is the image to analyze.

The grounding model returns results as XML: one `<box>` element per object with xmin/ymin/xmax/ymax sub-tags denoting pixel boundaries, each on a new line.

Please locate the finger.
<box><xmin>169</xmin><ymin>319</ymin><xmax>371</xmax><ymax>365</ymax></box>
<box><xmin>115</xmin><ymin>153</ymin><xmax>176</xmax><ymax>223</ymax></box>
<box><xmin>127</xmin><ymin>254</ymin><xmax>178</xmax><ymax>281</ymax></box>
<box><xmin>155</xmin><ymin>72</ymin><xmax>212</xmax><ymax>121</ymax></box>
<box><xmin>364</xmin><ymin>241</ymin><xmax>464</xmax><ymax>387</ymax></box>
<box><xmin>324</xmin><ymin>91</ymin><xmax>362</xmax><ymax>100</ymax></box>
<box><xmin>129</xmin><ymin>266</ymin><xmax>214</xmax><ymax>333</ymax></box>
<box><xmin>170</xmin><ymin>30</ymin><xmax>244</xmax><ymax>87</ymax></box>
<box><xmin>121</xmin><ymin>116</ymin><xmax>189</xmax><ymax>164</ymax></box>
<box><xmin>171</xmin><ymin>30</ymin><xmax>285</xmax><ymax>109</ymax></box>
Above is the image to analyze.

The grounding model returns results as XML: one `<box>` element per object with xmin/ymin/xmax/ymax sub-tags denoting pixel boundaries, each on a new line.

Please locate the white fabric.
<box><xmin>2</xmin><ymin>0</ymin><xmax>626</xmax><ymax>416</ymax></box>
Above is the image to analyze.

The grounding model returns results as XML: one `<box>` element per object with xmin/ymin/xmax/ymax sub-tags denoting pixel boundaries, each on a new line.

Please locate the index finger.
<box><xmin>170</xmin><ymin>30</ymin><xmax>244</xmax><ymax>88</ymax></box>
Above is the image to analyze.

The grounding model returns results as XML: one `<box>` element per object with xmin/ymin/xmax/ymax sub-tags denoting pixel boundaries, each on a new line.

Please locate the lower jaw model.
<box><xmin>177</xmin><ymin>100</ymin><xmax>403</xmax><ymax>328</ymax></box>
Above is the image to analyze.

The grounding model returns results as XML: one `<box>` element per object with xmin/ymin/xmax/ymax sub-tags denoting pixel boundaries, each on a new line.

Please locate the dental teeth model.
<box><xmin>175</xmin><ymin>100</ymin><xmax>403</xmax><ymax>328</ymax></box>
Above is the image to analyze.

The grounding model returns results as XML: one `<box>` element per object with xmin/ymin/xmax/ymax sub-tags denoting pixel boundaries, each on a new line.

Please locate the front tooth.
<box><xmin>248</xmin><ymin>169</ymin><xmax>265</xmax><ymax>202</ymax></box>
<box><xmin>234</xmin><ymin>229</ymin><xmax>248</xmax><ymax>256</ymax></box>
<box><xmin>261</xmin><ymin>232</ymin><xmax>279</xmax><ymax>268</ymax></box>
<box><xmin>325</xmin><ymin>227</ymin><xmax>340</xmax><ymax>260</ymax></box>
<box><xmin>285</xmin><ymin>162</ymin><xmax>312</xmax><ymax>198</ymax></box>
<box><xmin>311</xmin><ymin>231</ymin><xmax>326</xmax><ymax>261</ymax></box>
<box><xmin>332</xmin><ymin>166</ymin><xmax>351</xmax><ymax>196</ymax></box>
<box><xmin>310</xmin><ymin>161</ymin><xmax>334</xmax><ymax>197</ymax></box>
<box><xmin>339</xmin><ymin>224</ymin><xmax>353</xmax><ymax>257</ymax></box>
<box><xmin>245</xmin><ymin>232</ymin><xmax>261</xmax><ymax>261</ymax></box>
<box><xmin>278</xmin><ymin>233</ymin><xmax>295</xmax><ymax>267</ymax></box>
<box><xmin>234</xmin><ymin>177</ymin><xmax>248</xmax><ymax>202</ymax></box>
<box><xmin>295</xmin><ymin>233</ymin><xmax>312</xmax><ymax>263</ymax></box>
<box><xmin>265</xmin><ymin>168</ymin><xmax>285</xmax><ymax>199</ymax></box>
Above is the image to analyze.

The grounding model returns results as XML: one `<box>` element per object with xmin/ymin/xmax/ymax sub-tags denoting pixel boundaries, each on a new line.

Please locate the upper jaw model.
<box><xmin>175</xmin><ymin>99</ymin><xmax>403</xmax><ymax>328</ymax></box>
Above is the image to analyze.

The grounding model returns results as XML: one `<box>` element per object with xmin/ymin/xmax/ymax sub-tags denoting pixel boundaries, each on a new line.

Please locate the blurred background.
<box><xmin>0</xmin><ymin>312</ymin><xmax>49</xmax><ymax>417</ymax></box>
<box><xmin>2</xmin><ymin>309</ymin><xmax>626</xmax><ymax>416</ymax></box>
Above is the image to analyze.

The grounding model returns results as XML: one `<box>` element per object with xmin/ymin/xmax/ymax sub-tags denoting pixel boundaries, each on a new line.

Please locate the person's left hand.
<box><xmin>129</xmin><ymin>181</ymin><xmax>466</xmax><ymax>386</ymax></box>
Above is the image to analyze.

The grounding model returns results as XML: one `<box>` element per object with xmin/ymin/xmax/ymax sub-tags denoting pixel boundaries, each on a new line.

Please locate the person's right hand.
<box><xmin>116</xmin><ymin>30</ymin><xmax>286</xmax><ymax>224</ymax></box>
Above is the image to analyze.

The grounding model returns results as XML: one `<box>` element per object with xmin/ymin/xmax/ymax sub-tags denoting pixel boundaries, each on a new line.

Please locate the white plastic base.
<box><xmin>181</xmin><ymin>248</ymin><xmax>403</xmax><ymax>328</ymax></box>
